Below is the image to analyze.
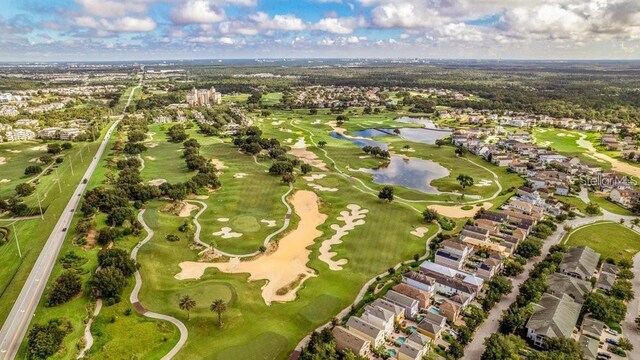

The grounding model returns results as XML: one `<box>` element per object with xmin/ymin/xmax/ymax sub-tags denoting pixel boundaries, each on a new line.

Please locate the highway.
<box><xmin>0</xmin><ymin>80</ymin><xmax>139</xmax><ymax>359</ymax></box>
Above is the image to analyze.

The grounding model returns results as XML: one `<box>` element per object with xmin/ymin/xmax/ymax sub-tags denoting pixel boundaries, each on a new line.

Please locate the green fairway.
<box><xmin>564</xmin><ymin>222</ymin><xmax>640</xmax><ymax>263</ymax></box>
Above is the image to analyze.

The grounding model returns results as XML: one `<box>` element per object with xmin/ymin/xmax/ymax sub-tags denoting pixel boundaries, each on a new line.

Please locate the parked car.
<box><xmin>605</xmin><ymin>338</ymin><xmax>618</xmax><ymax>345</ymax></box>
<box><xmin>605</xmin><ymin>329</ymin><xmax>618</xmax><ymax>336</ymax></box>
<box><xmin>597</xmin><ymin>352</ymin><xmax>612</xmax><ymax>359</ymax></box>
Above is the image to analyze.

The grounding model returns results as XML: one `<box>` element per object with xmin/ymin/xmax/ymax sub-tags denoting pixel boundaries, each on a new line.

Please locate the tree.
<box><xmin>455</xmin><ymin>146</ymin><xmax>466</xmax><ymax>157</ymax></box>
<box><xmin>422</xmin><ymin>208</ymin><xmax>439</xmax><ymax>222</ymax></box>
<box><xmin>47</xmin><ymin>143</ymin><xmax>62</xmax><ymax>154</ymax></box>
<box><xmin>98</xmin><ymin>248</ymin><xmax>137</xmax><ymax>277</ymax></box>
<box><xmin>317</xmin><ymin>140</ymin><xmax>327</xmax><ymax>148</ymax></box>
<box><xmin>499</xmin><ymin>305</ymin><xmax>532</xmax><ymax>334</ymax></box>
<box><xmin>61</xmin><ymin>142</ymin><xmax>72</xmax><ymax>150</ymax></box>
<box><xmin>542</xmin><ymin>337</ymin><xmax>584</xmax><ymax>359</ymax></box>
<box><xmin>447</xmin><ymin>340</ymin><xmax>464</xmax><ymax>359</ymax></box>
<box><xmin>516</xmin><ymin>238</ymin><xmax>542</xmax><ymax>258</ymax></box>
<box><xmin>247</xmin><ymin>90</ymin><xmax>262</xmax><ymax>104</ymax></box>
<box><xmin>435</xmin><ymin>138</ymin><xmax>447</xmax><ymax>148</ymax></box>
<box><xmin>15</xmin><ymin>183</ymin><xmax>35</xmax><ymax>197</ymax></box>
<box><xmin>167</xmin><ymin>124</ymin><xmax>189</xmax><ymax>143</ymax></box>
<box><xmin>610</xmin><ymin>279</ymin><xmax>634</xmax><ymax>301</ymax></box>
<box><xmin>456</xmin><ymin>174</ymin><xmax>474</xmax><ymax>189</ymax></box>
<box><xmin>47</xmin><ymin>271</ymin><xmax>82</xmax><ymax>306</ymax></box>
<box><xmin>503</xmin><ymin>260</ymin><xmax>525</xmax><ymax>277</ymax></box>
<box><xmin>378</xmin><ymin>186</ymin><xmax>394</xmax><ymax>202</ymax></box>
<box><xmin>300</xmin><ymin>163</ymin><xmax>312</xmax><ymax>174</ymax></box>
<box><xmin>179</xmin><ymin>295</ymin><xmax>196</xmax><ymax>320</ymax></box>
<box><xmin>210</xmin><ymin>299</ymin><xmax>227</xmax><ymax>327</ymax></box>
<box><xmin>27</xmin><ymin>319</ymin><xmax>71</xmax><ymax>360</ymax></box>
<box><xmin>583</xmin><ymin>292</ymin><xmax>627</xmax><ymax>324</ymax></box>
<box><xmin>24</xmin><ymin>165</ymin><xmax>42</xmax><ymax>176</ymax></box>
<box><xmin>282</xmin><ymin>173</ymin><xmax>296</xmax><ymax>184</ymax></box>
<box><xmin>97</xmin><ymin>227</ymin><xmax>118</xmax><ymax>245</ymax></box>
<box><xmin>618</xmin><ymin>337</ymin><xmax>633</xmax><ymax>351</ymax></box>
<box><xmin>481</xmin><ymin>334</ymin><xmax>525</xmax><ymax>360</ymax></box>
<box><xmin>107</xmin><ymin>206</ymin><xmax>135</xmax><ymax>227</ymax></box>
<box><xmin>585</xmin><ymin>202</ymin><xmax>600</xmax><ymax>215</ymax></box>
<box><xmin>90</xmin><ymin>267</ymin><xmax>126</xmax><ymax>301</ymax></box>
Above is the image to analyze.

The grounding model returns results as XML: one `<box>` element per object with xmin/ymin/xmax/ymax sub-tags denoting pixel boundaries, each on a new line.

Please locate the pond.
<box><xmin>395</xmin><ymin>116</ymin><xmax>448</xmax><ymax>129</ymax></box>
<box><xmin>329</xmin><ymin>131</ymin><xmax>388</xmax><ymax>149</ymax></box>
<box><xmin>355</xmin><ymin>156</ymin><xmax>449</xmax><ymax>194</ymax></box>
<box><xmin>350</xmin><ymin>117</ymin><xmax>452</xmax><ymax>145</ymax></box>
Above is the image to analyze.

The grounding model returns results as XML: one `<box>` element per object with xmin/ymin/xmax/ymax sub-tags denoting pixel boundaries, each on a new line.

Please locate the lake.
<box><xmin>356</xmin><ymin>156</ymin><xmax>449</xmax><ymax>194</ymax></box>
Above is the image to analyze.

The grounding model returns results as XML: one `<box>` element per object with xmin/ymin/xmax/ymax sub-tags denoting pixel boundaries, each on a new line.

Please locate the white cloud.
<box><xmin>248</xmin><ymin>12</ymin><xmax>307</xmax><ymax>31</ymax></box>
<box><xmin>171</xmin><ymin>0</ymin><xmax>226</xmax><ymax>24</ymax></box>
<box><xmin>75</xmin><ymin>0</ymin><xmax>150</xmax><ymax>17</ymax></box>
<box><xmin>312</xmin><ymin>16</ymin><xmax>365</xmax><ymax>34</ymax></box>
<box><xmin>75</xmin><ymin>16</ymin><xmax>156</xmax><ymax>32</ymax></box>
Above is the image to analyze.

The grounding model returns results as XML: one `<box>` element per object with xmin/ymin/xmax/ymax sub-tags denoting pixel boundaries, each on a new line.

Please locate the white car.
<box><xmin>605</xmin><ymin>329</ymin><xmax>618</xmax><ymax>336</ymax></box>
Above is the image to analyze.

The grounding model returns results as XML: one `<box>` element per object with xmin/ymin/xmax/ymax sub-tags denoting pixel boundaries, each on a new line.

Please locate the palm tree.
<box><xmin>210</xmin><ymin>299</ymin><xmax>227</xmax><ymax>327</ymax></box>
<box><xmin>179</xmin><ymin>295</ymin><xmax>196</xmax><ymax>320</ymax></box>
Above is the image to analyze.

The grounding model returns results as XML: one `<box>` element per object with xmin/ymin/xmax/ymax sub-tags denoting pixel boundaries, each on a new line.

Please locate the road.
<box><xmin>0</xmin><ymin>120</ymin><xmax>120</xmax><ymax>359</ymax></box>
<box><xmin>0</xmin><ymin>79</ymin><xmax>140</xmax><ymax>359</ymax></box>
<box><xmin>463</xmin><ymin>210</ymin><xmax>640</xmax><ymax>359</ymax></box>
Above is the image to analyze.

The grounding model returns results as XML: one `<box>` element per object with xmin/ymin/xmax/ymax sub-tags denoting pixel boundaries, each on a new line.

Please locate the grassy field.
<box><xmin>0</xmin><ymin>133</ymin><xmax>112</xmax><ymax>325</ymax></box>
<box><xmin>588</xmin><ymin>193</ymin><xmax>634</xmax><ymax>216</ymax></box>
<box><xmin>15</xmin><ymin>125</ymin><xmax>181</xmax><ymax>360</ymax></box>
<box><xmin>564</xmin><ymin>221</ymin><xmax>640</xmax><ymax>263</ymax></box>
<box><xmin>532</xmin><ymin>129</ymin><xmax>608</xmax><ymax>168</ymax></box>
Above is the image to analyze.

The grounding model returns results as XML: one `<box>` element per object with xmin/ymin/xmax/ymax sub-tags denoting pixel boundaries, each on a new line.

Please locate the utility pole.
<box><xmin>11</xmin><ymin>223</ymin><xmax>21</xmax><ymax>258</ymax></box>
<box><xmin>69</xmin><ymin>157</ymin><xmax>74</xmax><ymax>176</ymax></box>
<box><xmin>36</xmin><ymin>191</ymin><xmax>43</xmax><ymax>219</ymax></box>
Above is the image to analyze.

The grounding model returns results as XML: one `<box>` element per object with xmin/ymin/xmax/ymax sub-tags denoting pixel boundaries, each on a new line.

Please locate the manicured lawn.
<box><xmin>588</xmin><ymin>193</ymin><xmax>634</xmax><ymax>216</ymax></box>
<box><xmin>564</xmin><ymin>222</ymin><xmax>640</xmax><ymax>263</ymax></box>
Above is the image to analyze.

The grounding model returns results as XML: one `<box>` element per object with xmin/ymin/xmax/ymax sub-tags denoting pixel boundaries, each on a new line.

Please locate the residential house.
<box><xmin>371</xmin><ymin>298</ymin><xmax>405</xmax><ymax>322</ymax></box>
<box><xmin>578</xmin><ymin>335</ymin><xmax>599</xmax><ymax>360</ymax></box>
<box><xmin>526</xmin><ymin>293</ymin><xmax>581</xmax><ymax>348</ymax></box>
<box><xmin>416</xmin><ymin>312</ymin><xmax>447</xmax><ymax>340</ymax></box>
<box><xmin>558</xmin><ymin>246</ymin><xmax>600</xmax><ymax>281</ymax></box>
<box><xmin>581</xmin><ymin>316</ymin><xmax>605</xmax><ymax>340</ymax></box>
<box><xmin>384</xmin><ymin>290</ymin><xmax>419</xmax><ymax>319</ymax></box>
<box><xmin>610</xmin><ymin>189</ymin><xmax>640</xmax><ymax>209</ymax></box>
<box><xmin>332</xmin><ymin>326</ymin><xmax>370</xmax><ymax>357</ymax></box>
<box><xmin>346</xmin><ymin>317</ymin><xmax>385</xmax><ymax>348</ymax></box>
<box><xmin>419</xmin><ymin>261</ymin><xmax>484</xmax><ymax>297</ymax></box>
<box><xmin>361</xmin><ymin>305</ymin><xmax>394</xmax><ymax>334</ymax></box>
<box><xmin>439</xmin><ymin>299</ymin><xmax>461</xmax><ymax>322</ymax></box>
<box><xmin>398</xmin><ymin>332</ymin><xmax>430</xmax><ymax>360</ymax></box>
<box><xmin>596</xmin><ymin>272</ymin><xmax>616</xmax><ymax>291</ymax></box>
<box><xmin>392</xmin><ymin>283</ymin><xmax>431</xmax><ymax>310</ymax></box>
<box><xmin>546</xmin><ymin>273</ymin><xmax>592</xmax><ymax>304</ymax></box>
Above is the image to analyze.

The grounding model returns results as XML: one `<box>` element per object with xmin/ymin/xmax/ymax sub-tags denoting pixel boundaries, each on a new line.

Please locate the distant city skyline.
<box><xmin>1</xmin><ymin>0</ymin><xmax>639</xmax><ymax>61</ymax></box>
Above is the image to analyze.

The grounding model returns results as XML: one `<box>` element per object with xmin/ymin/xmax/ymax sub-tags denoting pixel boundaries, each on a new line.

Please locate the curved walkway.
<box><xmin>76</xmin><ymin>299</ymin><xmax>102</xmax><ymax>359</ymax></box>
<box><xmin>187</xmin><ymin>183</ymin><xmax>294</xmax><ymax>258</ymax></box>
<box><xmin>289</xmin><ymin>120</ymin><xmax>503</xmax><ymax>212</ymax></box>
<box><xmin>131</xmin><ymin>209</ymin><xmax>188</xmax><ymax>360</ymax></box>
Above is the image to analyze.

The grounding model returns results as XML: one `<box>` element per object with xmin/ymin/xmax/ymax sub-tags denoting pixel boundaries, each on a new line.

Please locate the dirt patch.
<box><xmin>428</xmin><ymin>202</ymin><xmax>493</xmax><ymax>218</ymax></box>
<box><xmin>178</xmin><ymin>202</ymin><xmax>198</xmax><ymax>217</ymax></box>
<box><xmin>308</xmin><ymin>183</ymin><xmax>338</xmax><ymax>192</ymax></box>
<box><xmin>410</xmin><ymin>227</ymin><xmax>430</xmax><ymax>238</ymax></box>
<box><xmin>5</xmin><ymin>149</ymin><xmax>21</xmax><ymax>153</ymax></box>
<box><xmin>28</xmin><ymin>157</ymin><xmax>41</xmax><ymax>163</ymax></box>
<box><xmin>233</xmin><ymin>173</ymin><xmax>248</xmax><ymax>179</ymax></box>
<box><xmin>145</xmin><ymin>156</ymin><xmax>156</xmax><ymax>161</ymax></box>
<box><xmin>175</xmin><ymin>190</ymin><xmax>328</xmax><ymax>304</ymax></box>
<box><xmin>303</xmin><ymin>174</ymin><xmax>326</xmax><ymax>182</ymax></box>
<box><xmin>0</xmin><ymin>179</ymin><xmax>10</xmax><ymax>184</ymax></box>
<box><xmin>148</xmin><ymin>178</ymin><xmax>167</xmax><ymax>186</ymax></box>
<box><xmin>319</xmin><ymin>204</ymin><xmax>368</xmax><ymax>271</ymax></box>
<box><xmin>31</xmin><ymin>145</ymin><xmax>47</xmax><ymax>151</ymax></box>
<box><xmin>82</xmin><ymin>229</ymin><xmax>97</xmax><ymax>250</ymax></box>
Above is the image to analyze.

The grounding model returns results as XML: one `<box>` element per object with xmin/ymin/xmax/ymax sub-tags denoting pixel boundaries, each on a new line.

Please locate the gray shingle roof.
<box><xmin>332</xmin><ymin>326</ymin><xmax>369</xmax><ymax>354</ymax></box>
<box><xmin>559</xmin><ymin>246</ymin><xmax>600</xmax><ymax>280</ymax></box>
<box><xmin>526</xmin><ymin>293</ymin><xmax>581</xmax><ymax>339</ymax></box>
<box><xmin>346</xmin><ymin>317</ymin><xmax>384</xmax><ymax>340</ymax></box>
<box><xmin>546</xmin><ymin>273</ymin><xmax>592</xmax><ymax>304</ymax></box>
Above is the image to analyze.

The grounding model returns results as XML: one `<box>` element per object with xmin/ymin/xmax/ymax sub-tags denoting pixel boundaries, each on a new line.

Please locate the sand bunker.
<box><xmin>284</xmin><ymin>138</ymin><xmax>293</xmax><ymax>144</ymax></box>
<box><xmin>410</xmin><ymin>227</ymin><xmax>430</xmax><ymax>238</ymax></box>
<box><xmin>28</xmin><ymin>157</ymin><xmax>41</xmax><ymax>163</ymax></box>
<box><xmin>175</xmin><ymin>190</ymin><xmax>327</xmax><ymax>304</ymax></box>
<box><xmin>292</xmin><ymin>137</ymin><xmax>306</xmax><ymax>149</ymax></box>
<box><xmin>146</xmin><ymin>142</ymin><xmax>159</xmax><ymax>148</ymax></box>
<box><xmin>0</xmin><ymin>157</ymin><xmax>6</xmax><ymax>165</ymax></box>
<box><xmin>428</xmin><ymin>202</ymin><xmax>492</xmax><ymax>218</ymax></box>
<box><xmin>289</xmin><ymin>147</ymin><xmax>328</xmax><ymax>171</ymax></box>
<box><xmin>261</xmin><ymin>219</ymin><xmax>277</xmax><ymax>227</ymax></box>
<box><xmin>233</xmin><ymin>173</ymin><xmax>248</xmax><ymax>179</ymax></box>
<box><xmin>271</xmin><ymin>120</ymin><xmax>283</xmax><ymax>126</ymax></box>
<box><xmin>217</xmin><ymin>218</ymin><xmax>230</xmax><ymax>222</ymax></box>
<box><xmin>311</xmin><ymin>119</ymin><xmax>322</xmax><ymax>125</ymax></box>
<box><xmin>145</xmin><ymin>156</ymin><xmax>156</xmax><ymax>160</ymax></box>
<box><xmin>178</xmin><ymin>202</ymin><xmax>198</xmax><ymax>217</ymax></box>
<box><xmin>31</xmin><ymin>145</ymin><xmax>47</xmax><ymax>151</ymax></box>
<box><xmin>0</xmin><ymin>179</ymin><xmax>10</xmax><ymax>184</ymax></box>
<box><xmin>309</xmin><ymin>183</ymin><xmax>338</xmax><ymax>192</ymax></box>
<box><xmin>303</xmin><ymin>173</ymin><xmax>326</xmax><ymax>182</ymax></box>
<box><xmin>475</xmin><ymin>179</ymin><xmax>493</xmax><ymax>187</ymax></box>
<box><xmin>279</xmin><ymin>128</ymin><xmax>293</xmax><ymax>133</ymax></box>
<box><xmin>149</xmin><ymin>178</ymin><xmax>167</xmax><ymax>186</ymax></box>
<box><xmin>5</xmin><ymin>149</ymin><xmax>21</xmax><ymax>153</ymax></box>
<box><xmin>212</xmin><ymin>227</ymin><xmax>243</xmax><ymax>239</ymax></box>
<box><xmin>319</xmin><ymin>204</ymin><xmax>368</xmax><ymax>271</ymax></box>
<box><xmin>576</xmin><ymin>134</ymin><xmax>640</xmax><ymax>178</ymax></box>
<box><xmin>211</xmin><ymin>159</ymin><xmax>226</xmax><ymax>170</ymax></box>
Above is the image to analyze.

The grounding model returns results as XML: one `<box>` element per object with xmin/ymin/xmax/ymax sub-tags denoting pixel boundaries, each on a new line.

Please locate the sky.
<box><xmin>1</xmin><ymin>0</ymin><xmax>640</xmax><ymax>61</ymax></box>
